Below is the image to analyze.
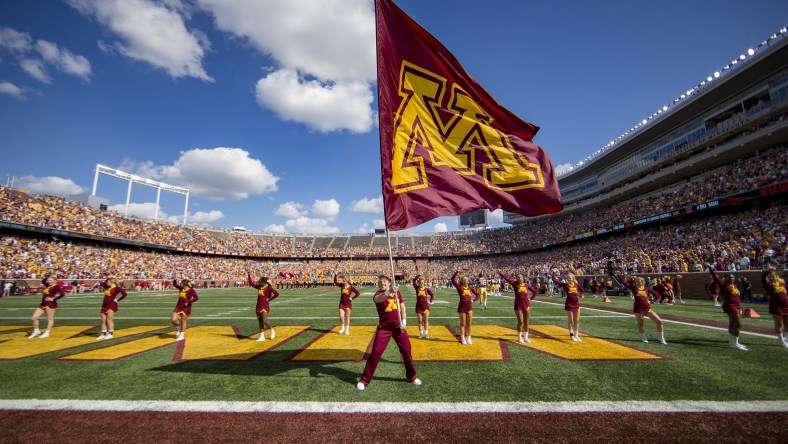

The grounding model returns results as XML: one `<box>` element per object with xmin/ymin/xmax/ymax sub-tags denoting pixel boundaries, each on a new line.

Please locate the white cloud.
<box><xmin>19</xmin><ymin>175</ymin><xmax>85</xmax><ymax>197</ymax></box>
<box><xmin>182</xmin><ymin>209</ymin><xmax>224</xmax><ymax>226</ymax></box>
<box><xmin>67</xmin><ymin>0</ymin><xmax>213</xmax><ymax>82</ymax></box>
<box><xmin>274</xmin><ymin>201</ymin><xmax>307</xmax><ymax>219</ymax></box>
<box><xmin>255</xmin><ymin>69</ymin><xmax>374</xmax><ymax>133</ymax></box>
<box><xmin>196</xmin><ymin>0</ymin><xmax>375</xmax><ymax>81</ymax></box>
<box><xmin>489</xmin><ymin>209</ymin><xmax>504</xmax><ymax>223</ymax></box>
<box><xmin>350</xmin><ymin>196</ymin><xmax>383</xmax><ymax>213</ymax></box>
<box><xmin>197</xmin><ymin>0</ymin><xmax>377</xmax><ymax>133</ymax></box>
<box><xmin>311</xmin><ymin>198</ymin><xmax>340</xmax><ymax>220</ymax></box>
<box><xmin>354</xmin><ymin>219</ymin><xmax>386</xmax><ymax>233</ymax></box>
<box><xmin>0</xmin><ymin>81</ymin><xmax>24</xmax><ymax>98</ymax></box>
<box><xmin>35</xmin><ymin>40</ymin><xmax>92</xmax><ymax>81</ymax></box>
<box><xmin>109</xmin><ymin>202</ymin><xmax>163</xmax><ymax>219</ymax></box>
<box><xmin>20</xmin><ymin>58</ymin><xmax>51</xmax><ymax>83</ymax></box>
<box><xmin>262</xmin><ymin>223</ymin><xmax>286</xmax><ymax>234</ymax></box>
<box><xmin>0</xmin><ymin>27</ymin><xmax>33</xmax><ymax>53</ymax></box>
<box><xmin>285</xmin><ymin>216</ymin><xmax>339</xmax><ymax>234</ymax></box>
<box><xmin>120</xmin><ymin>147</ymin><xmax>279</xmax><ymax>201</ymax></box>
<box><xmin>433</xmin><ymin>222</ymin><xmax>448</xmax><ymax>232</ymax></box>
<box><xmin>555</xmin><ymin>163</ymin><xmax>573</xmax><ymax>174</ymax></box>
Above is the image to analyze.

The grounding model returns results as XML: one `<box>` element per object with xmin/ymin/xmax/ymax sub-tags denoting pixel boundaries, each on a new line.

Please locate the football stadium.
<box><xmin>1</xmin><ymin>1</ymin><xmax>787</xmax><ymax>443</ymax></box>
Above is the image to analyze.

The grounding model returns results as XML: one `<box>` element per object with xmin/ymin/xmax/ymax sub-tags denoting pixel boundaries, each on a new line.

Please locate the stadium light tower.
<box><xmin>92</xmin><ymin>164</ymin><xmax>191</xmax><ymax>225</ymax></box>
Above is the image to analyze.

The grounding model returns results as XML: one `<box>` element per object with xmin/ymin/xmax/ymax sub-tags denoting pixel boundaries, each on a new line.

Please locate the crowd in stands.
<box><xmin>2</xmin><ymin>199</ymin><xmax>784</xmax><ymax>289</ymax></box>
<box><xmin>1</xmin><ymin>145</ymin><xmax>784</xmax><ymax>258</ymax></box>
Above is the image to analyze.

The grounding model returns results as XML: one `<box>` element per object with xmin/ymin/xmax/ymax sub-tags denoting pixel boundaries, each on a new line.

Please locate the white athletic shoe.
<box><xmin>418</xmin><ymin>332</ymin><xmax>424</xmax><ymax>339</ymax></box>
<box><xmin>461</xmin><ymin>337</ymin><xmax>467</xmax><ymax>345</ymax></box>
<box><xmin>256</xmin><ymin>335</ymin><xmax>266</xmax><ymax>342</ymax></box>
<box><xmin>424</xmin><ymin>332</ymin><xmax>429</xmax><ymax>340</ymax></box>
<box><xmin>780</xmin><ymin>339</ymin><xmax>788</xmax><ymax>348</ymax></box>
<box><xmin>356</xmin><ymin>382</ymin><xmax>366</xmax><ymax>391</ymax></box>
<box><xmin>38</xmin><ymin>331</ymin><xmax>50</xmax><ymax>339</ymax></box>
<box><xmin>412</xmin><ymin>378</ymin><xmax>422</xmax><ymax>386</ymax></box>
<box><xmin>734</xmin><ymin>343</ymin><xmax>748</xmax><ymax>351</ymax></box>
<box><xmin>344</xmin><ymin>328</ymin><xmax>350</xmax><ymax>335</ymax></box>
<box><xmin>338</xmin><ymin>327</ymin><xmax>345</xmax><ymax>334</ymax></box>
<box><xmin>571</xmin><ymin>335</ymin><xmax>580</xmax><ymax>342</ymax></box>
<box><xmin>176</xmin><ymin>332</ymin><xmax>184</xmax><ymax>341</ymax></box>
<box><xmin>466</xmin><ymin>336</ymin><xmax>473</xmax><ymax>345</ymax></box>
<box><xmin>575</xmin><ymin>335</ymin><xmax>582</xmax><ymax>342</ymax></box>
<box><xmin>680</xmin><ymin>301</ymin><xmax>686</xmax><ymax>304</ymax></box>
<box><xmin>96</xmin><ymin>334</ymin><xmax>106</xmax><ymax>341</ymax></box>
<box><xmin>660</xmin><ymin>337</ymin><xmax>668</xmax><ymax>345</ymax></box>
<box><xmin>103</xmin><ymin>334</ymin><xmax>113</xmax><ymax>340</ymax></box>
<box><xmin>27</xmin><ymin>330</ymin><xmax>41</xmax><ymax>339</ymax></box>
<box><xmin>641</xmin><ymin>335</ymin><xmax>649</xmax><ymax>343</ymax></box>
<box><xmin>270</xmin><ymin>329</ymin><xmax>275</xmax><ymax>340</ymax></box>
<box><xmin>523</xmin><ymin>336</ymin><xmax>531</xmax><ymax>343</ymax></box>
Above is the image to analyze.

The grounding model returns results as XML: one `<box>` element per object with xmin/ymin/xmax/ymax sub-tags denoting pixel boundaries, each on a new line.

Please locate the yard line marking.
<box><xmin>1</xmin><ymin>399</ymin><xmax>786</xmax><ymax>413</ymax></box>
<box><xmin>0</xmin><ymin>315</ymin><xmax>629</xmax><ymax>321</ymax></box>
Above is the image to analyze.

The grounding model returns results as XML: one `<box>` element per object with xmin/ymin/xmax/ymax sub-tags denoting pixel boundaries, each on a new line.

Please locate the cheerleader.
<box><xmin>761</xmin><ymin>265</ymin><xmax>788</xmax><ymax>348</ymax></box>
<box><xmin>412</xmin><ymin>274</ymin><xmax>435</xmax><ymax>339</ymax></box>
<box><xmin>590</xmin><ymin>277</ymin><xmax>601</xmax><ymax>298</ymax></box>
<box><xmin>551</xmin><ymin>269</ymin><xmax>584</xmax><ymax>341</ymax></box>
<box><xmin>709</xmin><ymin>276</ymin><xmax>721</xmax><ymax>307</ymax></box>
<box><xmin>451</xmin><ymin>271</ymin><xmax>480</xmax><ymax>344</ymax></box>
<box><xmin>708</xmin><ymin>266</ymin><xmax>746</xmax><ymax>351</ymax></box>
<box><xmin>96</xmin><ymin>278</ymin><xmax>128</xmax><ymax>340</ymax></box>
<box><xmin>28</xmin><ymin>277</ymin><xmax>66</xmax><ymax>339</ymax></box>
<box><xmin>498</xmin><ymin>272</ymin><xmax>538</xmax><ymax>343</ymax></box>
<box><xmin>356</xmin><ymin>275</ymin><xmax>420</xmax><ymax>390</ymax></box>
<box><xmin>334</xmin><ymin>274</ymin><xmax>360</xmax><ymax>335</ymax></box>
<box><xmin>248</xmin><ymin>273</ymin><xmax>279</xmax><ymax>342</ymax></box>
<box><xmin>672</xmin><ymin>275</ymin><xmax>685</xmax><ymax>304</ymax></box>
<box><xmin>616</xmin><ymin>274</ymin><xmax>666</xmax><ymax>344</ymax></box>
<box><xmin>655</xmin><ymin>277</ymin><xmax>674</xmax><ymax>305</ymax></box>
<box><xmin>171</xmin><ymin>278</ymin><xmax>199</xmax><ymax>341</ymax></box>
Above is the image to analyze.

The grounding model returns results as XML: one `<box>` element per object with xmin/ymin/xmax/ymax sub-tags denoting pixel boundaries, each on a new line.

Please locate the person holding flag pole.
<box><xmin>356</xmin><ymin>230</ymin><xmax>420</xmax><ymax>391</ymax></box>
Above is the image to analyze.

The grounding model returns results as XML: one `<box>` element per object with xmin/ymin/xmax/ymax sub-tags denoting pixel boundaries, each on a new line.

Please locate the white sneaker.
<box><xmin>424</xmin><ymin>333</ymin><xmax>429</xmax><ymax>339</ymax></box>
<box><xmin>356</xmin><ymin>382</ymin><xmax>365</xmax><ymax>391</ymax></box>
<box><xmin>412</xmin><ymin>378</ymin><xmax>422</xmax><ymax>386</ymax></box>
<box><xmin>680</xmin><ymin>301</ymin><xmax>686</xmax><ymax>304</ymax></box>
<box><xmin>575</xmin><ymin>335</ymin><xmax>582</xmax><ymax>342</ymax></box>
<box><xmin>27</xmin><ymin>330</ymin><xmax>41</xmax><ymax>339</ymax></box>
<box><xmin>96</xmin><ymin>334</ymin><xmax>106</xmax><ymax>341</ymax></box>
<box><xmin>38</xmin><ymin>331</ymin><xmax>50</xmax><ymax>339</ymax></box>
<box><xmin>641</xmin><ymin>335</ymin><xmax>649</xmax><ymax>343</ymax></box>
<box><xmin>104</xmin><ymin>334</ymin><xmax>113</xmax><ymax>340</ymax></box>
<box><xmin>461</xmin><ymin>337</ymin><xmax>467</xmax><ymax>345</ymax></box>
<box><xmin>338</xmin><ymin>327</ymin><xmax>345</xmax><ymax>334</ymax></box>
<box><xmin>344</xmin><ymin>328</ymin><xmax>350</xmax><ymax>335</ymax></box>
<box><xmin>780</xmin><ymin>339</ymin><xmax>788</xmax><ymax>348</ymax></box>
<box><xmin>571</xmin><ymin>335</ymin><xmax>580</xmax><ymax>342</ymax></box>
<box><xmin>660</xmin><ymin>338</ymin><xmax>668</xmax><ymax>345</ymax></box>
<box><xmin>466</xmin><ymin>337</ymin><xmax>473</xmax><ymax>345</ymax></box>
<box><xmin>418</xmin><ymin>332</ymin><xmax>424</xmax><ymax>339</ymax></box>
<box><xmin>735</xmin><ymin>343</ymin><xmax>748</xmax><ymax>351</ymax></box>
<box><xmin>270</xmin><ymin>329</ymin><xmax>275</xmax><ymax>340</ymax></box>
<box><xmin>176</xmin><ymin>333</ymin><xmax>184</xmax><ymax>341</ymax></box>
<box><xmin>256</xmin><ymin>335</ymin><xmax>266</xmax><ymax>342</ymax></box>
<box><xmin>523</xmin><ymin>336</ymin><xmax>531</xmax><ymax>343</ymax></box>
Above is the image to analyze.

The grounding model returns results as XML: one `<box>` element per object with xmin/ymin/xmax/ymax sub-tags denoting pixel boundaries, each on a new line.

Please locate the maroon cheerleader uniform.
<box><xmin>551</xmin><ymin>273</ymin><xmax>583</xmax><ymax>312</ymax></box>
<box><xmin>39</xmin><ymin>280</ymin><xmax>66</xmax><ymax>310</ymax></box>
<box><xmin>412</xmin><ymin>275</ymin><xmax>434</xmax><ymax>314</ymax></box>
<box><xmin>762</xmin><ymin>270</ymin><xmax>788</xmax><ymax>316</ymax></box>
<box><xmin>248</xmin><ymin>276</ymin><xmax>280</xmax><ymax>313</ymax></box>
<box><xmin>334</xmin><ymin>275</ymin><xmax>360</xmax><ymax>310</ymax></box>
<box><xmin>172</xmin><ymin>280</ymin><xmax>199</xmax><ymax>316</ymax></box>
<box><xmin>617</xmin><ymin>275</ymin><xmax>659</xmax><ymax>314</ymax></box>
<box><xmin>710</xmin><ymin>270</ymin><xmax>741</xmax><ymax>315</ymax></box>
<box><xmin>499</xmin><ymin>272</ymin><xmax>537</xmax><ymax>312</ymax></box>
<box><xmin>100</xmin><ymin>280</ymin><xmax>128</xmax><ymax>314</ymax></box>
<box><xmin>451</xmin><ymin>271</ymin><xmax>480</xmax><ymax>313</ymax></box>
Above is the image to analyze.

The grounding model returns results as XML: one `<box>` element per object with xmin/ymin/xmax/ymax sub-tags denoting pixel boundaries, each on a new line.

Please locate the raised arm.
<box><xmin>498</xmin><ymin>272</ymin><xmax>515</xmax><ymax>287</ymax></box>
<box><xmin>451</xmin><ymin>271</ymin><xmax>460</xmax><ymax>289</ymax></box>
<box><xmin>708</xmin><ymin>267</ymin><xmax>723</xmax><ymax>287</ymax></box>
<box><xmin>412</xmin><ymin>274</ymin><xmax>420</xmax><ymax>288</ymax></box>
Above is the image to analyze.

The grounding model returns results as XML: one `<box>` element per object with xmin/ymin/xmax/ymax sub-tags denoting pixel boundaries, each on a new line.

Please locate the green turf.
<box><xmin>0</xmin><ymin>287</ymin><xmax>785</xmax><ymax>402</ymax></box>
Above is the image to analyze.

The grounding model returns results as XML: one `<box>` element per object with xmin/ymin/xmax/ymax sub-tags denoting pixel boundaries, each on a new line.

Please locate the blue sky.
<box><xmin>1</xmin><ymin>0</ymin><xmax>786</xmax><ymax>234</ymax></box>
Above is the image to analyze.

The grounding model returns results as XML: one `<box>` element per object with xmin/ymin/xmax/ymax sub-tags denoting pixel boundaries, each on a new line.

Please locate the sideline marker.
<box><xmin>743</xmin><ymin>308</ymin><xmax>760</xmax><ymax>318</ymax></box>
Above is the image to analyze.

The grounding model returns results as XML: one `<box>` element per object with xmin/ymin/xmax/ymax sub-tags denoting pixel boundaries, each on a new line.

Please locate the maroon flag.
<box><xmin>376</xmin><ymin>0</ymin><xmax>563</xmax><ymax>231</ymax></box>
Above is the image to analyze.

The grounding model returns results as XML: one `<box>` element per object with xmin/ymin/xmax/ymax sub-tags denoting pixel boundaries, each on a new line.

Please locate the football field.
<box><xmin>0</xmin><ymin>286</ymin><xmax>786</xmax><ymax>405</ymax></box>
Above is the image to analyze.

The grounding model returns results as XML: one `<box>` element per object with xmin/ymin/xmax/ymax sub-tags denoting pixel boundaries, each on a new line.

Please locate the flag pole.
<box><xmin>376</xmin><ymin>0</ymin><xmax>405</xmax><ymax>328</ymax></box>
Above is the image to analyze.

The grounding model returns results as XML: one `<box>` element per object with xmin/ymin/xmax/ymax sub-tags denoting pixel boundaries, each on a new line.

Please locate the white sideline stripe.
<box><xmin>0</xmin><ymin>399</ymin><xmax>786</xmax><ymax>413</ymax></box>
<box><xmin>534</xmin><ymin>300</ymin><xmax>778</xmax><ymax>339</ymax></box>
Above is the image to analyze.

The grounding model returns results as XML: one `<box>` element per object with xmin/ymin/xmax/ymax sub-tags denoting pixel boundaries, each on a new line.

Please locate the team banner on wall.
<box><xmin>376</xmin><ymin>0</ymin><xmax>563</xmax><ymax>231</ymax></box>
